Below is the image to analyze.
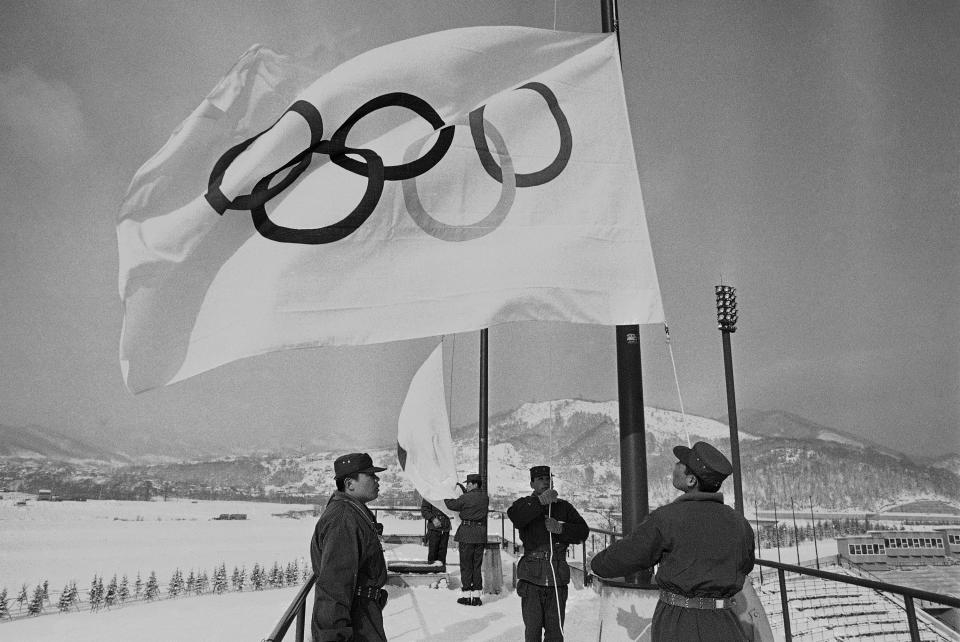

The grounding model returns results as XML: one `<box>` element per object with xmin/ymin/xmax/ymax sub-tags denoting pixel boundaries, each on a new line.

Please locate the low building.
<box><xmin>37</xmin><ymin>489</ymin><xmax>52</xmax><ymax>501</ymax></box>
<box><xmin>838</xmin><ymin>528</ymin><xmax>960</xmax><ymax>569</ymax></box>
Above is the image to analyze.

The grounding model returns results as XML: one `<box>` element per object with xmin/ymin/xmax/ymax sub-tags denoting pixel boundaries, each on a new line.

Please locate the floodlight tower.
<box><xmin>716</xmin><ymin>285</ymin><xmax>744</xmax><ymax>515</ymax></box>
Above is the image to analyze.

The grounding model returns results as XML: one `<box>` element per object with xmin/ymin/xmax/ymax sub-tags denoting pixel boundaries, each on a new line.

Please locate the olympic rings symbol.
<box><xmin>204</xmin><ymin>82</ymin><xmax>572</xmax><ymax>245</ymax></box>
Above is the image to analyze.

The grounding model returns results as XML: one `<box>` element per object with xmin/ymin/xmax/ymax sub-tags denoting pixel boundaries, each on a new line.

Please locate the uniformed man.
<box><xmin>444</xmin><ymin>473</ymin><xmax>489</xmax><ymax>605</ymax></box>
<box><xmin>590</xmin><ymin>441</ymin><xmax>756</xmax><ymax>641</ymax></box>
<box><xmin>508</xmin><ymin>465</ymin><xmax>589</xmax><ymax>641</ymax></box>
<box><xmin>420</xmin><ymin>497</ymin><xmax>451</xmax><ymax>566</ymax></box>
<box><xmin>310</xmin><ymin>452</ymin><xmax>389</xmax><ymax>642</ymax></box>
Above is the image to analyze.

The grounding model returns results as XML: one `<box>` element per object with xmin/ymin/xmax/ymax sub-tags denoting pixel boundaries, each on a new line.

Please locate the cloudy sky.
<box><xmin>0</xmin><ymin>1</ymin><xmax>956</xmax><ymax>459</ymax></box>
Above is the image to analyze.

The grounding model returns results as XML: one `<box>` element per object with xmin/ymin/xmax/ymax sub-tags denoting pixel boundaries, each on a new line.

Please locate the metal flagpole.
<box><xmin>602</xmin><ymin>0</ymin><xmax>652</xmax><ymax>586</ymax></box>
<box><xmin>479</xmin><ymin>329</ymin><xmax>488</xmax><ymax>490</ymax></box>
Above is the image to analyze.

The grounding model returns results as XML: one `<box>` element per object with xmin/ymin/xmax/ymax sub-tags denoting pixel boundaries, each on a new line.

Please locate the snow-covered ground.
<box><xmin>1</xmin><ymin>494</ymin><xmax>325</xmax><ymax>593</ymax></box>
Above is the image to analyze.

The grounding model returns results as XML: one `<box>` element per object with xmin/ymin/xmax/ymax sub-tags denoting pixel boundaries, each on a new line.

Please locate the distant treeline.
<box><xmin>0</xmin><ymin>559</ymin><xmax>309</xmax><ymax>623</ymax></box>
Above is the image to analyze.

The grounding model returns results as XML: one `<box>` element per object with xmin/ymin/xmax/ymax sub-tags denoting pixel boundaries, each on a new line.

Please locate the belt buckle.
<box><xmin>715</xmin><ymin>598</ymin><xmax>723</xmax><ymax>609</ymax></box>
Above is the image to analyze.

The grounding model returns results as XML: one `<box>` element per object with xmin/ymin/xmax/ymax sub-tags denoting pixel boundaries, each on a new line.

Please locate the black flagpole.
<box><xmin>602</xmin><ymin>0</ymin><xmax>652</xmax><ymax>586</ymax></box>
<box><xmin>479</xmin><ymin>329</ymin><xmax>488</xmax><ymax>490</ymax></box>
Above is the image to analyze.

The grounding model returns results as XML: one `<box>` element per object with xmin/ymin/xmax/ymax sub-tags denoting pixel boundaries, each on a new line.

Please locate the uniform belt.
<box><xmin>658</xmin><ymin>590</ymin><xmax>734</xmax><ymax>610</ymax></box>
<box><xmin>355</xmin><ymin>585</ymin><xmax>386</xmax><ymax>601</ymax></box>
<box><xmin>523</xmin><ymin>548</ymin><xmax>567</xmax><ymax>560</ymax></box>
<box><xmin>461</xmin><ymin>519</ymin><xmax>485</xmax><ymax>526</ymax></box>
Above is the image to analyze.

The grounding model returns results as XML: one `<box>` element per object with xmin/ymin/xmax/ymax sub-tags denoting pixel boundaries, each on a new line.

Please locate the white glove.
<box><xmin>538</xmin><ymin>489</ymin><xmax>559</xmax><ymax>505</ymax></box>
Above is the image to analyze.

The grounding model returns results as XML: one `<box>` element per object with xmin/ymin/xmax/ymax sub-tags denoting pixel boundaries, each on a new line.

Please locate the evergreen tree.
<box><xmin>69</xmin><ymin>582</ymin><xmax>80</xmax><ymax>611</ymax></box>
<box><xmin>57</xmin><ymin>585</ymin><xmax>71</xmax><ymax>613</ymax></box>
<box><xmin>301</xmin><ymin>563</ymin><xmax>311</xmax><ymax>583</ymax></box>
<box><xmin>167</xmin><ymin>569</ymin><xmax>182</xmax><ymax>598</ymax></box>
<box><xmin>87</xmin><ymin>576</ymin><xmax>98</xmax><ymax>611</ymax></box>
<box><xmin>212</xmin><ymin>563</ymin><xmax>228</xmax><ymax>594</ymax></box>
<box><xmin>16</xmin><ymin>583</ymin><xmax>28</xmax><ymax>613</ymax></box>
<box><xmin>119</xmin><ymin>575</ymin><xmax>130</xmax><ymax>604</ymax></box>
<box><xmin>134</xmin><ymin>572</ymin><xmax>143</xmax><ymax>599</ymax></box>
<box><xmin>186</xmin><ymin>570</ymin><xmax>196</xmax><ymax>594</ymax></box>
<box><xmin>231</xmin><ymin>566</ymin><xmax>240</xmax><ymax>591</ymax></box>
<box><xmin>269</xmin><ymin>562</ymin><xmax>282</xmax><ymax>588</ymax></box>
<box><xmin>42</xmin><ymin>579</ymin><xmax>50</xmax><ymax>604</ymax></box>
<box><xmin>285</xmin><ymin>561</ymin><xmax>298</xmax><ymax>586</ymax></box>
<box><xmin>144</xmin><ymin>571</ymin><xmax>159</xmax><ymax>601</ymax></box>
<box><xmin>251</xmin><ymin>563</ymin><xmax>265</xmax><ymax>591</ymax></box>
<box><xmin>237</xmin><ymin>566</ymin><xmax>246</xmax><ymax>592</ymax></box>
<box><xmin>196</xmin><ymin>570</ymin><xmax>209</xmax><ymax>595</ymax></box>
<box><xmin>0</xmin><ymin>588</ymin><xmax>10</xmax><ymax>620</ymax></box>
<box><xmin>27</xmin><ymin>585</ymin><xmax>44</xmax><ymax>616</ymax></box>
<box><xmin>104</xmin><ymin>575</ymin><xmax>118</xmax><ymax>608</ymax></box>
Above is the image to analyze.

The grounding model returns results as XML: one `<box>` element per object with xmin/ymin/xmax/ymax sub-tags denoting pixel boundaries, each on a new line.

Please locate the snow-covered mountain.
<box><xmin>3</xmin><ymin>400</ymin><xmax>958</xmax><ymax>513</ymax></box>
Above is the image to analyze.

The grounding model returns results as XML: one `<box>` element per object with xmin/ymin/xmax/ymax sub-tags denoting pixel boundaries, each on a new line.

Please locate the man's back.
<box><xmin>591</xmin><ymin>492</ymin><xmax>754</xmax><ymax>598</ymax></box>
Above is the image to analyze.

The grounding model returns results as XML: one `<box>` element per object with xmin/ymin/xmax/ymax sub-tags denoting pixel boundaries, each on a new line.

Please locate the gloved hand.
<box><xmin>544</xmin><ymin>517</ymin><xmax>562</xmax><ymax>534</ymax></box>
<box><xmin>538</xmin><ymin>489</ymin><xmax>559</xmax><ymax>505</ymax></box>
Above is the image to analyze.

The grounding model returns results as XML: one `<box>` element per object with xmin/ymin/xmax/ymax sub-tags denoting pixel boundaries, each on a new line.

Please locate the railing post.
<box><xmin>778</xmin><ymin>568</ymin><xmax>792</xmax><ymax>642</ymax></box>
<box><xmin>903</xmin><ymin>596</ymin><xmax>921</xmax><ymax>642</ymax></box>
<box><xmin>295</xmin><ymin>596</ymin><xmax>306</xmax><ymax>642</ymax></box>
<box><xmin>582</xmin><ymin>542</ymin><xmax>590</xmax><ymax>586</ymax></box>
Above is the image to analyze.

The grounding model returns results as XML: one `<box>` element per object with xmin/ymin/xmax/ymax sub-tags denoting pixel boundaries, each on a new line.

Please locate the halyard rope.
<box><xmin>664</xmin><ymin>324</ymin><xmax>691</xmax><ymax>448</ymax></box>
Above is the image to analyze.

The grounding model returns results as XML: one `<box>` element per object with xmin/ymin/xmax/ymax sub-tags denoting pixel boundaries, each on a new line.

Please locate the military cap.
<box><xmin>465</xmin><ymin>473</ymin><xmax>482</xmax><ymax>485</ymax></box>
<box><xmin>529</xmin><ymin>465</ymin><xmax>551</xmax><ymax>481</ymax></box>
<box><xmin>334</xmin><ymin>452</ymin><xmax>386</xmax><ymax>479</ymax></box>
<box><xmin>673</xmin><ymin>441</ymin><xmax>733</xmax><ymax>488</ymax></box>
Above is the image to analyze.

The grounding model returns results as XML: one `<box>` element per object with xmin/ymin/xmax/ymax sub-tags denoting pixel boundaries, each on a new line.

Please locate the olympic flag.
<box><xmin>396</xmin><ymin>342</ymin><xmax>458</xmax><ymax>518</ymax></box>
<box><xmin>118</xmin><ymin>27</ymin><xmax>664</xmax><ymax>392</ymax></box>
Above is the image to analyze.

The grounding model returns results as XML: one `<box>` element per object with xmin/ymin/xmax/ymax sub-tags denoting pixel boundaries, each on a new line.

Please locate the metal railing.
<box><xmin>755</xmin><ymin>558</ymin><xmax>960</xmax><ymax>642</ymax></box>
<box><xmin>266</xmin><ymin>508</ymin><xmax>960</xmax><ymax>641</ymax></box>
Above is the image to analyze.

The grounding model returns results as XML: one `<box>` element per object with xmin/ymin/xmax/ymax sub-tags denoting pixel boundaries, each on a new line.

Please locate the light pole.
<box><xmin>716</xmin><ymin>285</ymin><xmax>744</xmax><ymax>515</ymax></box>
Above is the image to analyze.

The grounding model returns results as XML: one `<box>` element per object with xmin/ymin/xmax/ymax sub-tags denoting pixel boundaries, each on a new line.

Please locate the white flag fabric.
<box><xmin>396</xmin><ymin>342</ymin><xmax>458</xmax><ymax>518</ymax></box>
<box><xmin>118</xmin><ymin>26</ymin><xmax>664</xmax><ymax>392</ymax></box>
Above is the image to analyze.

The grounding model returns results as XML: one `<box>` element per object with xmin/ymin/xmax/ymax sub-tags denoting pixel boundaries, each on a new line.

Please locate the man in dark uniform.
<box><xmin>508</xmin><ymin>465</ymin><xmax>589</xmax><ymax>642</ymax></box>
<box><xmin>590</xmin><ymin>441</ymin><xmax>756</xmax><ymax>642</ymax></box>
<box><xmin>420</xmin><ymin>497</ymin><xmax>451</xmax><ymax>566</ymax></box>
<box><xmin>310</xmin><ymin>452</ymin><xmax>389</xmax><ymax>642</ymax></box>
<box><xmin>444</xmin><ymin>473</ymin><xmax>489</xmax><ymax>605</ymax></box>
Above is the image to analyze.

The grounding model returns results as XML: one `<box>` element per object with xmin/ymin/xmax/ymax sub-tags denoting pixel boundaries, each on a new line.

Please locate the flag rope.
<box><xmin>443</xmin><ymin>334</ymin><xmax>462</xmax><ymax>484</ymax></box>
<box><xmin>664</xmin><ymin>324</ymin><xmax>691</xmax><ymax>448</ymax></box>
<box><xmin>547</xmin><ymin>404</ymin><xmax>564</xmax><ymax>637</ymax></box>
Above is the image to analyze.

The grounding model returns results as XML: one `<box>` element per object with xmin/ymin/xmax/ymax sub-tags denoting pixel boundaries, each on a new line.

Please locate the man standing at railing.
<box><xmin>590</xmin><ymin>441</ymin><xmax>756</xmax><ymax>642</ymax></box>
<box><xmin>508</xmin><ymin>465</ymin><xmax>589</xmax><ymax>642</ymax></box>
<box><xmin>310</xmin><ymin>452</ymin><xmax>388</xmax><ymax>642</ymax></box>
<box><xmin>444</xmin><ymin>473</ymin><xmax>489</xmax><ymax>606</ymax></box>
<box><xmin>420</xmin><ymin>497</ymin><xmax>451</xmax><ymax>566</ymax></box>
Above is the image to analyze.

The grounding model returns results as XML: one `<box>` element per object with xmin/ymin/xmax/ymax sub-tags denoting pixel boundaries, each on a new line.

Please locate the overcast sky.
<box><xmin>0</xmin><ymin>1</ymin><xmax>956</xmax><ymax>459</ymax></box>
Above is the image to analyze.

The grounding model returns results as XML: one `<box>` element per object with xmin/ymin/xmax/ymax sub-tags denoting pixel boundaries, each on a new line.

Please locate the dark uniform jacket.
<box><xmin>508</xmin><ymin>493</ymin><xmax>589</xmax><ymax>586</ymax></box>
<box><xmin>420</xmin><ymin>498</ymin><xmax>451</xmax><ymax>532</ymax></box>
<box><xmin>444</xmin><ymin>488</ymin><xmax>489</xmax><ymax>543</ymax></box>
<box><xmin>310</xmin><ymin>491</ymin><xmax>388</xmax><ymax>642</ymax></box>
<box><xmin>590</xmin><ymin>491</ymin><xmax>755</xmax><ymax>641</ymax></box>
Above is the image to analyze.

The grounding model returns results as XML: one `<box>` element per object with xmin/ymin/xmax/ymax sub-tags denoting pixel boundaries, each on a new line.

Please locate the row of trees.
<box><xmin>0</xmin><ymin>559</ymin><xmax>311</xmax><ymax>621</ymax></box>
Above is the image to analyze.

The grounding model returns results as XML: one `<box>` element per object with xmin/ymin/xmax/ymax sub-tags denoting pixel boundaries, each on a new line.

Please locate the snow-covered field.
<box><xmin>0</xmin><ymin>494</ymin><xmax>331</xmax><ymax>594</ymax></box>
